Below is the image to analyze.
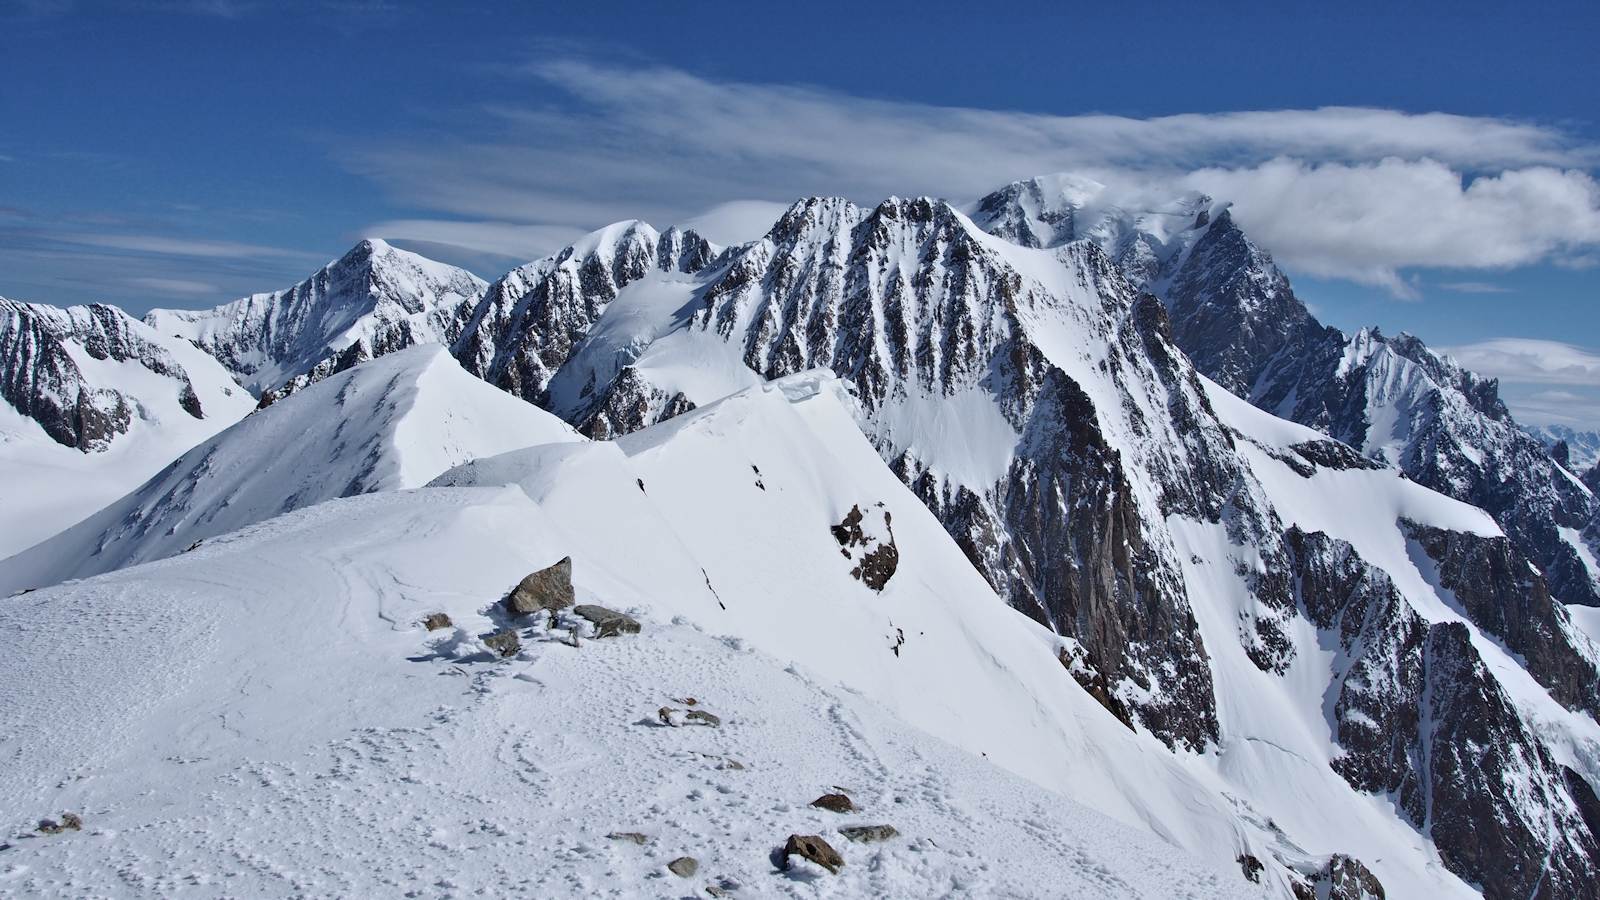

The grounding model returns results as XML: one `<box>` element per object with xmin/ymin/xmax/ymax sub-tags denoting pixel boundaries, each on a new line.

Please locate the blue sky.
<box><xmin>4</xmin><ymin>0</ymin><xmax>1599</xmax><ymax>426</ymax></box>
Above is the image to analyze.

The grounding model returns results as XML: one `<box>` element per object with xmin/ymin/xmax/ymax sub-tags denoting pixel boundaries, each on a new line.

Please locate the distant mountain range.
<box><xmin>3</xmin><ymin>174</ymin><xmax>1598</xmax><ymax>900</ymax></box>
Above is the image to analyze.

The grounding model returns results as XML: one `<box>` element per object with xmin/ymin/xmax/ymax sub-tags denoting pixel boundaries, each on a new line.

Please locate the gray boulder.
<box><xmin>782</xmin><ymin>834</ymin><xmax>843</xmax><ymax>874</ymax></box>
<box><xmin>504</xmin><ymin>557</ymin><xmax>574</xmax><ymax>616</ymax></box>
<box><xmin>573</xmin><ymin>604</ymin><xmax>640</xmax><ymax>638</ymax></box>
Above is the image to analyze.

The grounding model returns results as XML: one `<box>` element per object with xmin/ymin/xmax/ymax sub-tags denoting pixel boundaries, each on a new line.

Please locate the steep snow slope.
<box><xmin>0</xmin><ymin>345</ymin><xmax>579</xmax><ymax>591</ymax></box>
<box><xmin>0</xmin><ymin>375</ymin><xmax>1264</xmax><ymax>899</ymax></box>
<box><xmin>0</xmin><ymin>298</ymin><xmax>253</xmax><ymax>558</ymax></box>
<box><xmin>145</xmin><ymin>239</ymin><xmax>486</xmax><ymax>395</ymax></box>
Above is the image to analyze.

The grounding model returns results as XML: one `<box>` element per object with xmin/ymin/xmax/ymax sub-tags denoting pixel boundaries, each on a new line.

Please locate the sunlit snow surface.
<box><xmin>0</xmin><ymin>375</ymin><xmax>1257</xmax><ymax>898</ymax></box>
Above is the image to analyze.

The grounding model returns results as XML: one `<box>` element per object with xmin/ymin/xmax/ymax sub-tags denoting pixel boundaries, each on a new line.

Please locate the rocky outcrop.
<box><xmin>1</xmin><ymin>297</ymin><xmax>209</xmax><ymax>450</ymax></box>
<box><xmin>450</xmin><ymin>223</ymin><xmax>714</xmax><ymax>406</ymax></box>
<box><xmin>1403</xmin><ymin>521</ymin><xmax>1600</xmax><ymax>715</ymax></box>
<box><xmin>1287</xmin><ymin>527</ymin><xmax>1600</xmax><ymax>899</ymax></box>
<box><xmin>572</xmin><ymin>604</ymin><xmax>640</xmax><ymax>638</ymax></box>
<box><xmin>831</xmin><ymin>504</ymin><xmax>899</xmax><ymax>591</ymax></box>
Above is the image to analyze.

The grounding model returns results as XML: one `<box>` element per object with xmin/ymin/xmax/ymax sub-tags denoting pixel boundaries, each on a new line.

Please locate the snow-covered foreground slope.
<box><xmin>0</xmin><ymin>298</ymin><xmax>254</xmax><ymax>558</ymax></box>
<box><xmin>0</xmin><ymin>345</ymin><xmax>579</xmax><ymax>592</ymax></box>
<box><xmin>0</xmin><ymin>376</ymin><xmax>1261</xmax><ymax>899</ymax></box>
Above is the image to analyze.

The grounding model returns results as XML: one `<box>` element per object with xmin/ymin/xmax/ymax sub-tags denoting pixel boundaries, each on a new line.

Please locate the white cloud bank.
<box><xmin>1443</xmin><ymin>338</ymin><xmax>1600</xmax><ymax>428</ymax></box>
<box><xmin>349</xmin><ymin>58</ymin><xmax>1600</xmax><ymax>293</ymax></box>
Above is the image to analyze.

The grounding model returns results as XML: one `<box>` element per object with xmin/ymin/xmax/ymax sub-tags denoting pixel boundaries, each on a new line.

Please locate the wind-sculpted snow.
<box><xmin>0</xmin><ymin>296</ymin><xmax>253</xmax><ymax>556</ymax></box>
<box><xmin>0</xmin><ymin>345</ymin><xmax>579</xmax><ymax>591</ymax></box>
<box><xmin>0</xmin><ymin>376</ymin><xmax>1269</xmax><ymax>899</ymax></box>
<box><xmin>145</xmin><ymin>238</ymin><xmax>486</xmax><ymax>396</ymax></box>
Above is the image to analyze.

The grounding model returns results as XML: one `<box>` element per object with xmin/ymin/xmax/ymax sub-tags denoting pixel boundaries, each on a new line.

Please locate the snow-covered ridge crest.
<box><xmin>145</xmin><ymin>238</ymin><xmax>488</xmax><ymax>396</ymax></box>
<box><xmin>0</xmin><ymin>344</ymin><xmax>579</xmax><ymax>591</ymax></box>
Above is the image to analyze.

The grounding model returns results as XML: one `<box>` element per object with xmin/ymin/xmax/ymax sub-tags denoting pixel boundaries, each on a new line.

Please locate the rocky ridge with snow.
<box><xmin>145</xmin><ymin>238</ymin><xmax>486</xmax><ymax>396</ymax></box>
<box><xmin>6</xmin><ymin>175</ymin><xmax>1600</xmax><ymax>898</ymax></box>
<box><xmin>971</xmin><ymin>174</ymin><xmax>1600</xmax><ymax>614</ymax></box>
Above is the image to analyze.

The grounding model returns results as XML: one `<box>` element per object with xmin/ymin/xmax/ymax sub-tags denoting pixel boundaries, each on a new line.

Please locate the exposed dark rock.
<box><xmin>1290</xmin><ymin>440</ymin><xmax>1382</xmax><ymax>471</ymax></box>
<box><xmin>572</xmin><ymin>604</ymin><xmax>640</xmax><ymax>638</ymax></box>
<box><xmin>840</xmin><ymin>824</ymin><xmax>898</xmax><ymax>843</ymax></box>
<box><xmin>810</xmin><ymin>793</ymin><xmax>854</xmax><ymax>813</ymax></box>
<box><xmin>831</xmin><ymin>504</ymin><xmax>899</xmax><ymax>591</ymax></box>
<box><xmin>667</xmin><ymin>856</ymin><xmax>698</xmax><ymax>878</ymax></box>
<box><xmin>422</xmin><ymin>612</ymin><xmax>452</xmax><ymax>631</ymax></box>
<box><xmin>504</xmin><ymin>557</ymin><xmax>575</xmax><ymax>616</ymax></box>
<box><xmin>1324</xmin><ymin>854</ymin><xmax>1384</xmax><ymax>900</ymax></box>
<box><xmin>1057</xmin><ymin>644</ymin><xmax>1135</xmax><ymax>731</ymax></box>
<box><xmin>482</xmin><ymin>629</ymin><xmax>521</xmax><ymax>658</ymax></box>
<box><xmin>2</xmin><ymin>298</ymin><xmax>208</xmax><ymax>451</ymax></box>
<box><xmin>606</xmin><ymin>831</ymin><xmax>650</xmax><ymax>845</ymax></box>
<box><xmin>782</xmin><ymin>833</ymin><xmax>843</xmax><ymax>874</ymax></box>
<box><xmin>1236</xmin><ymin>853</ymin><xmax>1263</xmax><ymax>883</ymax></box>
<box><xmin>1403</xmin><ymin>521</ymin><xmax>1600</xmax><ymax>716</ymax></box>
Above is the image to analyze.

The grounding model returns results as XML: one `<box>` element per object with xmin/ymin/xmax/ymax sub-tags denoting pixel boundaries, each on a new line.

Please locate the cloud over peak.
<box><xmin>348</xmin><ymin>57</ymin><xmax>1600</xmax><ymax>295</ymax></box>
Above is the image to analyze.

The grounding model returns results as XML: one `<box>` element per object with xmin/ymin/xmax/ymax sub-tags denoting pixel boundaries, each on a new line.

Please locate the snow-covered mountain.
<box><xmin>144</xmin><ymin>238</ymin><xmax>486</xmax><ymax>396</ymax></box>
<box><xmin>0</xmin><ymin>296</ymin><xmax>254</xmax><ymax>557</ymax></box>
<box><xmin>971</xmin><ymin>174</ymin><xmax>1600</xmax><ymax>613</ymax></box>
<box><xmin>1529</xmin><ymin>423</ymin><xmax>1600</xmax><ymax>472</ymax></box>
<box><xmin>8</xmin><ymin>176</ymin><xmax>1600</xmax><ymax>898</ymax></box>
<box><xmin>0</xmin><ymin>345</ymin><xmax>579</xmax><ymax>591</ymax></box>
<box><xmin>307</xmin><ymin>194</ymin><xmax>1600</xmax><ymax>898</ymax></box>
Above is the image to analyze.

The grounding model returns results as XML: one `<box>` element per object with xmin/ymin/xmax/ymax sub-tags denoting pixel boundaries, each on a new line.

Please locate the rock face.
<box><xmin>1</xmin><ymin>297</ymin><xmax>213</xmax><ymax>451</ymax></box>
<box><xmin>448</xmin><ymin>222</ymin><xmax>715</xmax><ymax>409</ymax></box>
<box><xmin>503</xmin><ymin>557</ymin><xmax>575</xmax><ymax>616</ymax></box>
<box><xmin>970</xmin><ymin>175</ymin><xmax>1600</xmax><ymax>611</ymax></box>
<box><xmin>146</xmin><ymin>238</ymin><xmax>486</xmax><ymax>396</ymax></box>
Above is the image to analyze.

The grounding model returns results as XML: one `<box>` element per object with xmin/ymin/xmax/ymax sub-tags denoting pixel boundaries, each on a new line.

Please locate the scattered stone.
<box><xmin>482</xmin><ymin>629</ymin><xmax>521</xmax><ymax>658</ymax></box>
<box><xmin>705</xmin><ymin>886</ymin><xmax>728</xmax><ymax>898</ymax></box>
<box><xmin>673</xmin><ymin>697</ymin><xmax>700</xmax><ymax>706</ymax></box>
<box><xmin>717</xmin><ymin>757</ymin><xmax>745</xmax><ymax>771</ymax></box>
<box><xmin>503</xmin><ymin>556</ymin><xmax>575</xmax><ymax>616</ymax></box>
<box><xmin>782</xmin><ymin>833</ymin><xmax>843</xmax><ymax>874</ymax></box>
<box><xmin>667</xmin><ymin>856</ymin><xmax>699</xmax><ymax>877</ymax></box>
<box><xmin>422</xmin><ymin>612</ymin><xmax>452</xmax><ymax>631</ymax></box>
<box><xmin>684</xmin><ymin>710</ymin><xmax>721</xmax><ymax>727</ymax></box>
<box><xmin>573</xmin><ymin>604</ymin><xmax>640</xmax><ymax>638</ymax></box>
<box><xmin>658</xmin><ymin>706</ymin><xmax>683</xmax><ymax>727</ymax></box>
<box><xmin>840</xmin><ymin>824</ymin><xmax>898</xmax><ymax>843</ymax></box>
<box><xmin>810</xmin><ymin>792</ymin><xmax>854</xmax><ymax>813</ymax></box>
<box><xmin>607</xmin><ymin>831</ymin><xmax>650</xmax><ymax>845</ymax></box>
<box><xmin>36</xmin><ymin>819</ymin><xmax>62</xmax><ymax>835</ymax></box>
<box><xmin>1237</xmin><ymin>853</ymin><xmax>1264</xmax><ymax>883</ymax></box>
<box><xmin>60</xmin><ymin>813</ymin><xmax>81</xmax><ymax>831</ymax></box>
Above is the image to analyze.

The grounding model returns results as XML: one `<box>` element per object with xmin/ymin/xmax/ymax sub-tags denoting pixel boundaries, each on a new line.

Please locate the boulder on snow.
<box><xmin>422</xmin><ymin>612</ymin><xmax>452</xmax><ymax>631</ymax></box>
<box><xmin>607</xmin><ymin>831</ymin><xmax>650</xmax><ymax>845</ymax></box>
<box><xmin>483</xmin><ymin>629</ymin><xmax>521</xmax><ymax>658</ymax></box>
<box><xmin>503</xmin><ymin>557</ymin><xmax>574</xmax><ymax>616</ymax></box>
<box><xmin>840</xmin><ymin>824</ymin><xmax>898</xmax><ymax>843</ymax></box>
<box><xmin>810</xmin><ymin>792</ymin><xmax>854</xmax><ymax>813</ymax></box>
<box><xmin>36</xmin><ymin>813</ymin><xmax>79</xmax><ymax>835</ymax></box>
<box><xmin>1236</xmin><ymin>853</ymin><xmax>1264</xmax><ymax>883</ymax></box>
<box><xmin>782</xmin><ymin>833</ymin><xmax>843</xmax><ymax>874</ymax></box>
<box><xmin>667</xmin><ymin>856</ymin><xmax>699</xmax><ymax>877</ymax></box>
<box><xmin>573</xmin><ymin>604</ymin><xmax>640</xmax><ymax>638</ymax></box>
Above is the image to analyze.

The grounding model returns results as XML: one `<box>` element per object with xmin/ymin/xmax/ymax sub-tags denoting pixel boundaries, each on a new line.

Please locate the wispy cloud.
<box><xmin>1444</xmin><ymin>338</ymin><xmax>1600</xmax><ymax>385</ymax></box>
<box><xmin>125</xmin><ymin>275</ymin><xmax>219</xmax><ymax>296</ymax></box>
<box><xmin>52</xmin><ymin>231</ymin><xmax>316</xmax><ymax>259</ymax></box>
<box><xmin>1437</xmin><ymin>281</ymin><xmax>1514</xmax><ymax>294</ymax></box>
<box><xmin>344</xmin><ymin>58</ymin><xmax>1600</xmax><ymax>293</ymax></box>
